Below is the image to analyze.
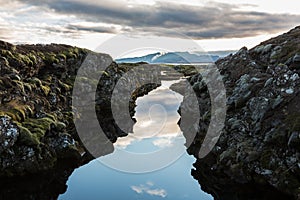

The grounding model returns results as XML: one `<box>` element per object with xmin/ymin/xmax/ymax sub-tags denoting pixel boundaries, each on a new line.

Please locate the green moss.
<box><xmin>11</xmin><ymin>45</ymin><xmax>17</xmax><ymax>51</ymax></box>
<box><xmin>23</xmin><ymin>117</ymin><xmax>55</xmax><ymax>133</ymax></box>
<box><xmin>45</xmin><ymin>113</ymin><xmax>57</xmax><ymax>121</ymax></box>
<box><xmin>0</xmin><ymin>56</ymin><xmax>9</xmax><ymax>66</ymax></box>
<box><xmin>45</xmin><ymin>53</ymin><xmax>59</xmax><ymax>64</ymax></box>
<box><xmin>56</xmin><ymin>122</ymin><xmax>66</xmax><ymax>131</ymax></box>
<box><xmin>58</xmin><ymin>53</ymin><xmax>67</xmax><ymax>60</ymax></box>
<box><xmin>32</xmin><ymin>127</ymin><xmax>46</xmax><ymax>138</ymax></box>
<box><xmin>0</xmin><ymin>101</ymin><xmax>34</xmax><ymax>122</ymax></box>
<box><xmin>63</xmin><ymin>48</ymin><xmax>78</xmax><ymax>59</ymax></box>
<box><xmin>0</xmin><ymin>50</ymin><xmax>37</xmax><ymax>67</ymax></box>
<box><xmin>99</xmin><ymin>70</ymin><xmax>110</xmax><ymax>77</ymax></box>
<box><xmin>17</xmin><ymin>125</ymin><xmax>40</xmax><ymax>146</ymax></box>
<box><xmin>12</xmin><ymin>80</ymin><xmax>25</xmax><ymax>93</ymax></box>
<box><xmin>27</xmin><ymin>53</ymin><xmax>37</xmax><ymax>65</ymax></box>
<box><xmin>28</xmin><ymin>77</ymin><xmax>42</xmax><ymax>86</ymax></box>
<box><xmin>19</xmin><ymin>116</ymin><xmax>56</xmax><ymax>144</ymax></box>
<box><xmin>12</xmin><ymin>108</ymin><xmax>26</xmax><ymax>121</ymax></box>
<box><xmin>73</xmin><ymin>47</ymin><xmax>79</xmax><ymax>55</ymax></box>
<box><xmin>24</xmin><ymin>105</ymin><xmax>34</xmax><ymax>116</ymax></box>
<box><xmin>37</xmin><ymin>52</ymin><xmax>46</xmax><ymax>60</ymax></box>
<box><xmin>58</xmin><ymin>80</ymin><xmax>72</xmax><ymax>91</ymax></box>
<box><xmin>23</xmin><ymin>82</ymin><xmax>34</xmax><ymax>92</ymax></box>
<box><xmin>15</xmin><ymin>113</ymin><xmax>65</xmax><ymax>146</ymax></box>
<box><xmin>1</xmin><ymin>50</ymin><xmax>14</xmax><ymax>58</ymax></box>
<box><xmin>17</xmin><ymin>54</ymin><xmax>33</xmax><ymax>66</ymax></box>
<box><xmin>0</xmin><ymin>111</ymin><xmax>18</xmax><ymax>121</ymax></box>
<box><xmin>41</xmin><ymin>85</ymin><xmax>51</xmax><ymax>96</ymax></box>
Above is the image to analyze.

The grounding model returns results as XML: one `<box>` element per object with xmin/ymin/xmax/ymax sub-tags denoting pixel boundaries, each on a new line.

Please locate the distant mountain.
<box><xmin>116</xmin><ymin>51</ymin><xmax>236</xmax><ymax>64</ymax></box>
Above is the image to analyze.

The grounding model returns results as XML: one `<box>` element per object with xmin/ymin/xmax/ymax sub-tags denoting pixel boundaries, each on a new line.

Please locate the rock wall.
<box><xmin>183</xmin><ymin>26</ymin><xmax>300</xmax><ymax>199</ymax></box>
<box><xmin>0</xmin><ymin>41</ymin><xmax>159</xmax><ymax>199</ymax></box>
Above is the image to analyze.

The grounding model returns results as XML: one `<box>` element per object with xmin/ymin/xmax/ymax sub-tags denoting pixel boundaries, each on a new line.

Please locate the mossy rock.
<box><xmin>58</xmin><ymin>80</ymin><xmax>72</xmax><ymax>92</ymax></box>
<box><xmin>0</xmin><ymin>101</ymin><xmax>34</xmax><ymax>122</ymax></box>
<box><xmin>28</xmin><ymin>77</ymin><xmax>42</xmax><ymax>87</ymax></box>
<box><xmin>22</xmin><ymin>117</ymin><xmax>55</xmax><ymax>135</ymax></box>
<box><xmin>17</xmin><ymin>125</ymin><xmax>40</xmax><ymax>146</ymax></box>
<box><xmin>41</xmin><ymin>85</ymin><xmax>51</xmax><ymax>96</ymax></box>
<box><xmin>44</xmin><ymin>53</ymin><xmax>59</xmax><ymax>64</ymax></box>
<box><xmin>1</xmin><ymin>49</ymin><xmax>14</xmax><ymax>58</ymax></box>
<box><xmin>45</xmin><ymin>113</ymin><xmax>57</xmax><ymax>121</ymax></box>
<box><xmin>55</xmin><ymin>122</ymin><xmax>66</xmax><ymax>131</ymax></box>
<box><xmin>27</xmin><ymin>52</ymin><xmax>37</xmax><ymax>65</ymax></box>
<box><xmin>16</xmin><ymin>53</ymin><xmax>34</xmax><ymax>66</ymax></box>
<box><xmin>12</xmin><ymin>80</ymin><xmax>25</xmax><ymax>93</ymax></box>
<box><xmin>58</xmin><ymin>53</ymin><xmax>67</xmax><ymax>61</ymax></box>
<box><xmin>23</xmin><ymin>82</ymin><xmax>34</xmax><ymax>92</ymax></box>
<box><xmin>62</xmin><ymin>48</ymin><xmax>80</xmax><ymax>59</ymax></box>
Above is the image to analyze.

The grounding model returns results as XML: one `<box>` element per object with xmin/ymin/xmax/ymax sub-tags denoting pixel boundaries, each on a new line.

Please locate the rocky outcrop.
<box><xmin>0</xmin><ymin>41</ymin><xmax>158</xmax><ymax>199</ymax></box>
<box><xmin>2</xmin><ymin>25</ymin><xmax>300</xmax><ymax>200</ymax></box>
<box><xmin>182</xmin><ymin>26</ymin><xmax>300</xmax><ymax>199</ymax></box>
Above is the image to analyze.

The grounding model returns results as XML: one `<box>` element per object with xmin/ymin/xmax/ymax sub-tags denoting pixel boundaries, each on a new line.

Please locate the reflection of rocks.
<box><xmin>181</xmin><ymin>26</ymin><xmax>300</xmax><ymax>199</ymax></box>
<box><xmin>0</xmin><ymin>41</ymin><xmax>158</xmax><ymax>199</ymax></box>
<box><xmin>0</xmin><ymin>164</ymin><xmax>76</xmax><ymax>200</ymax></box>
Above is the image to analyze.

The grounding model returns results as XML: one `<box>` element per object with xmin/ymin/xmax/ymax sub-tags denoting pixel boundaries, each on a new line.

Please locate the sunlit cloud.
<box><xmin>138</xmin><ymin>120</ymin><xmax>154</xmax><ymax>128</ymax></box>
<box><xmin>131</xmin><ymin>182</ymin><xmax>167</xmax><ymax>198</ymax></box>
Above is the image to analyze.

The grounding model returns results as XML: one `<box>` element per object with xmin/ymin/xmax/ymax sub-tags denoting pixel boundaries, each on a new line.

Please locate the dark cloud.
<box><xmin>66</xmin><ymin>24</ymin><xmax>119</xmax><ymax>34</ymax></box>
<box><xmin>7</xmin><ymin>0</ymin><xmax>300</xmax><ymax>39</ymax></box>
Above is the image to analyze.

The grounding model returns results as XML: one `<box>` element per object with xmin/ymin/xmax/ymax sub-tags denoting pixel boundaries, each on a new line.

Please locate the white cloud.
<box><xmin>152</xmin><ymin>137</ymin><xmax>174</xmax><ymax>148</ymax></box>
<box><xmin>131</xmin><ymin>182</ymin><xmax>167</xmax><ymax>198</ymax></box>
<box><xmin>114</xmin><ymin>134</ymin><xmax>137</xmax><ymax>149</ymax></box>
<box><xmin>114</xmin><ymin>84</ymin><xmax>184</xmax><ymax>150</ymax></box>
<box><xmin>131</xmin><ymin>185</ymin><xmax>143</xmax><ymax>194</ymax></box>
<box><xmin>147</xmin><ymin>189</ymin><xmax>167</xmax><ymax>197</ymax></box>
<box><xmin>146</xmin><ymin>181</ymin><xmax>154</xmax><ymax>186</ymax></box>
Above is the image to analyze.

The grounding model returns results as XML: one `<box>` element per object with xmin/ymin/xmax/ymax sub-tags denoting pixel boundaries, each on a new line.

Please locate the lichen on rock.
<box><xmin>182</xmin><ymin>26</ymin><xmax>300</xmax><ymax>200</ymax></box>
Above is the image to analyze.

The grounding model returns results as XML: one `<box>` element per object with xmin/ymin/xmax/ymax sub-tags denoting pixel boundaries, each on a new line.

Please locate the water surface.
<box><xmin>59</xmin><ymin>80</ymin><xmax>213</xmax><ymax>200</ymax></box>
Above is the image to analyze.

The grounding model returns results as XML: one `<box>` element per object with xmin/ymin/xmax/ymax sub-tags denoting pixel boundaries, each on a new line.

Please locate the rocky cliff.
<box><xmin>0</xmin><ymin>41</ymin><xmax>158</xmax><ymax>199</ymax></box>
<box><xmin>183</xmin><ymin>26</ymin><xmax>300</xmax><ymax>199</ymax></box>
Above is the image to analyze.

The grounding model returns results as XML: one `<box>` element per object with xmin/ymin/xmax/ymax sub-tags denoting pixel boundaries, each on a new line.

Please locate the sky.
<box><xmin>0</xmin><ymin>0</ymin><xmax>299</xmax><ymax>53</ymax></box>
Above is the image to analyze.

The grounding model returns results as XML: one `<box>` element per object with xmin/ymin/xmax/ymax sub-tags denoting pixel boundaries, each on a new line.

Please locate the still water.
<box><xmin>59</xmin><ymin>80</ymin><xmax>213</xmax><ymax>200</ymax></box>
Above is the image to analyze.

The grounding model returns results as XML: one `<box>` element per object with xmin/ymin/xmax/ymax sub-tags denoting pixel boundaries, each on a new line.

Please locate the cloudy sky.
<box><xmin>115</xmin><ymin>82</ymin><xmax>183</xmax><ymax>150</ymax></box>
<box><xmin>1</xmin><ymin>0</ymin><xmax>299</xmax><ymax>52</ymax></box>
